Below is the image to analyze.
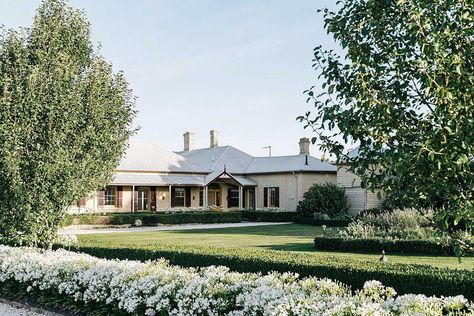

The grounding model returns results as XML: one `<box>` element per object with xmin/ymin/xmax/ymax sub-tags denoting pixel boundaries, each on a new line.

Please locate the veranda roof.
<box><xmin>111</xmin><ymin>173</ymin><xmax>206</xmax><ymax>186</ymax></box>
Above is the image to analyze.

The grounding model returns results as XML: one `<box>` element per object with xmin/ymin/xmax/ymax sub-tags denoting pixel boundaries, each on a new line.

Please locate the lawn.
<box><xmin>77</xmin><ymin>223</ymin><xmax>474</xmax><ymax>270</ymax></box>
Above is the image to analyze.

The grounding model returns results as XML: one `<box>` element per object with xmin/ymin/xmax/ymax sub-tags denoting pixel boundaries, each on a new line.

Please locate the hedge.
<box><xmin>314</xmin><ymin>236</ymin><xmax>455</xmax><ymax>256</ymax></box>
<box><xmin>241</xmin><ymin>210</ymin><xmax>352</xmax><ymax>227</ymax></box>
<box><xmin>62</xmin><ymin>211</ymin><xmax>242</xmax><ymax>226</ymax></box>
<box><xmin>67</xmin><ymin>242</ymin><xmax>474</xmax><ymax>300</ymax></box>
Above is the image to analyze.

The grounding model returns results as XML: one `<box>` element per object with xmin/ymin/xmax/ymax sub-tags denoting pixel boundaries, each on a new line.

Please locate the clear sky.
<box><xmin>0</xmin><ymin>0</ymin><xmax>343</xmax><ymax>158</ymax></box>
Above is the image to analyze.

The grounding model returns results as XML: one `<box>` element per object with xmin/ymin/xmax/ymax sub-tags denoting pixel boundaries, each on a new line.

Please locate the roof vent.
<box><xmin>299</xmin><ymin>137</ymin><xmax>310</xmax><ymax>155</ymax></box>
<box><xmin>183</xmin><ymin>131</ymin><xmax>194</xmax><ymax>151</ymax></box>
<box><xmin>210</xmin><ymin>130</ymin><xmax>219</xmax><ymax>148</ymax></box>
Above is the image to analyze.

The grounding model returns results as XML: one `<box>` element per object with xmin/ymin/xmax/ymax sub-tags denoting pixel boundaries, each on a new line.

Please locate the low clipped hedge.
<box><xmin>314</xmin><ymin>237</ymin><xmax>454</xmax><ymax>256</ymax></box>
<box><xmin>241</xmin><ymin>210</ymin><xmax>351</xmax><ymax>227</ymax></box>
<box><xmin>68</xmin><ymin>242</ymin><xmax>474</xmax><ymax>300</ymax></box>
<box><xmin>241</xmin><ymin>210</ymin><xmax>297</xmax><ymax>222</ymax></box>
<box><xmin>62</xmin><ymin>211</ymin><xmax>242</xmax><ymax>226</ymax></box>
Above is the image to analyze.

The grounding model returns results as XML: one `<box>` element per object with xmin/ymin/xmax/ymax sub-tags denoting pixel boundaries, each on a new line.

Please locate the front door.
<box><xmin>137</xmin><ymin>188</ymin><xmax>149</xmax><ymax>211</ymax></box>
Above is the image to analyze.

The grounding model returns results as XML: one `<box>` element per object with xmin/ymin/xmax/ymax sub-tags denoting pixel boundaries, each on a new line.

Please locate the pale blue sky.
<box><xmin>0</xmin><ymin>0</ymin><xmax>342</xmax><ymax>157</ymax></box>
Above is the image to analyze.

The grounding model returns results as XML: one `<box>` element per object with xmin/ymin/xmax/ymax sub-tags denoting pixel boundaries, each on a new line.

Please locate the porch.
<box><xmin>78</xmin><ymin>170</ymin><xmax>257</xmax><ymax>212</ymax></box>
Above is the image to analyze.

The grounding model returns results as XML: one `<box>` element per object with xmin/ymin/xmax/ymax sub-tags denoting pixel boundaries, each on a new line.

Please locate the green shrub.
<box><xmin>314</xmin><ymin>236</ymin><xmax>455</xmax><ymax>256</ymax></box>
<box><xmin>67</xmin><ymin>242</ymin><xmax>474</xmax><ymax>300</ymax></box>
<box><xmin>241</xmin><ymin>210</ymin><xmax>297</xmax><ymax>222</ymax></box>
<box><xmin>333</xmin><ymin>209</ymin><xmax>440</xmax><ymax>240</ymax></box>
<box><xmin>62</xmin><ymin>211</ymin><xmax>242</xmax><ymax>226</ymax></box>
<box><xmin>293</xmin><ymin>216</ymin><xmax>352</xmax><ymax>227</ymax></box>
<box><xmin>296</xmin><ymin>183</ymin><xmax>348</xmax><ymax>218</ymax></box>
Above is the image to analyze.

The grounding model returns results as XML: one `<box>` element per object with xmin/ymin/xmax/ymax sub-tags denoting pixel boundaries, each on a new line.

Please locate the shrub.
<box><xmin>297</xmin><ymin>183</ymin><xmax>348</xmax><ymax>218</ymax></box>
<box><xmin>68</xmin><ymin>242</ymin><xmax>474</xmax><ymax>300</ymax></box>
<box><xmin>62</xmin><ymin>211</ymin><xmax>242</xmax><ymax>226</ymax></box>
<box><xmin>333</xmin><ymin>209</ymin><xmax>440</xmax><ymax>240</ymax></box>
<box><xmin>1</xmin><ymin>246</ymin><xmax>472</xmax><ymax>315</ymax></box>
<box><xmin>241</xmin><ymin>210</ymin><xmax>297</xmax><ymax>222</ymax></box>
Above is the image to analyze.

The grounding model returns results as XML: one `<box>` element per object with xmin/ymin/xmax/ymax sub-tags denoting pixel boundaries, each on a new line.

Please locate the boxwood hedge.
<box><xmin>68</xmin><ymin>242</ymin><xmax>474</xmax><ymax>300</ymax></box>
<box><xmin>62</xmin><ymin>211</ymin><xmax>242</xmax><ymax>226</ymax></box>
<box><xmin>314</xmin><ymin>237</ymin><xmax>455</xmax><ymax>256</ymax></box>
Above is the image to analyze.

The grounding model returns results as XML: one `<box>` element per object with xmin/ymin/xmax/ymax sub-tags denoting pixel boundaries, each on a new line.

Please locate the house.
<box><xmin>71</xmin><ymin>130</ymin><xmax>336</xmax><ymax>213</ymax></box>
<box><xmin>337</xmin><ymin>147</ymin><xmax>384</xmax><ymax>215</ymax></box>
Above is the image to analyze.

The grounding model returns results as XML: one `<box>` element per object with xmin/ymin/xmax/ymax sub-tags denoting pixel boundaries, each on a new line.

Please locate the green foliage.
<box><xmin>67</xmin><ymin>242</ymin><xmax>474</xmax><ymax>299</ymax></box>
<box><xmin>62</xmin><ymin>211</ymin><xmax>242</xmax><ymax>226</ymax></box>
<box><xmin>299</xmin><ymin>0</ymin><xmax>474</xmax><ymax>232</ymax></box>
<box><xmin>0</xmin><ymin>0</ymin><xmax>136</xmax><ymax>247</ymax></box>
<box><xmin>334</xmin><ymin>209</ymin><xmax>441</xmax><ymax>240</ymax></box>
<box><xmin>296</xmin><ymin>182</ymin><xmax>348</xmax><ymax>218</ymax></box>
<box><xmin>326</xmin><ymin>209</ymin><xmax>474</xmax><ymax>256</ymax></box>
<box><xmin>241</xmin><ymin>210</ymin><xmax>298</xmax><ymax>222</ymax></box>
<box><xmin>314</xmin><ymin>237</ymin><xmax>456</xmax><ymax>256</ymax></box>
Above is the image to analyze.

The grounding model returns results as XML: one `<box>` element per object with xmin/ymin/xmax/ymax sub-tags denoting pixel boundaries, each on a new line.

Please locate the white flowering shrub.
<box><xmin>0</xmin><ymin>245</ymin><xmax>471</xmax><ymax>315</ymax></box>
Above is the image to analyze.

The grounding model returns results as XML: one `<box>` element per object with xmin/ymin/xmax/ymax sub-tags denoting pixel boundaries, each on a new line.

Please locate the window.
<box><xmin>174</xmin><ymin>187</ymin><xmax>185</xmax><ymax>207</ymax></box>
<box><xmin>199</xmin><ymin>188</ymin><xmax>204</xmax><ymax>207</ymax></box>
<box><xmin>104</xmin><ymin>186</ymin><xmax>115</xmax><ymax>206</ymax></box>
<box><xmin>264</xmin><ymin>187</ymin><xmax>279</xmax><ymax>208</ymax></box>
<box><xmin>228</xmin><ymin>188</ymin><xmax>239</xmax><ymax>208</ymax></box>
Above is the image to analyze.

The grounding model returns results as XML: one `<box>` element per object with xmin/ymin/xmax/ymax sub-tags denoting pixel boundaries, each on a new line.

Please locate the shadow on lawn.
<box><xmin>257</xmin><ymin>243</ymin><xmax>316</xmax><ymax>252</ymax></box>
<box><xmin>164</xmin><ymin>224</ymin><xmax>325</xmax><ymax>238</ymax></box>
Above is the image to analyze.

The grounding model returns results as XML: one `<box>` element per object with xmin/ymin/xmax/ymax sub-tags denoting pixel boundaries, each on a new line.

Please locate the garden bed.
<box><xmin>68</xmin><ymin>242</ymin><xmax>474</xmax><ymax>299</ymax></box>
<box><xmin>1</xmin><ymin>245</ymin><xmax>471</xmax><ymax>315</ymax></box>
<box><xmin>62</xmin><ymin>211</ymin><xmax>242</xmax><ymax>226</ymax></box>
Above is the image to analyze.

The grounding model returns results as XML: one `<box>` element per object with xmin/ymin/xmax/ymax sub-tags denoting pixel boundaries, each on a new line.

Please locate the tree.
<box><xmin>299</xmin><ymin>0</ymin><xmax>473</xmax><ymax>232</ymax></box>
<box><xmin>0</xmin><ymin>0</ymin><xmax>136</xmax><ymax>247</ymax></box>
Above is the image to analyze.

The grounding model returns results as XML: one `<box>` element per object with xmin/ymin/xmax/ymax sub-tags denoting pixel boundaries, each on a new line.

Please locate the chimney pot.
<box><xmin>299</xmin><ymin>137</ymin><xmax>310</xmax><ymax>155</ymax></box>
<box><xmin>210</xmin><ymin>130</ymin><xmax>219</xmax><ymax>148</ymax></box>
<box><xmin>183</xmin><ymin>132</ymin><xmax>194</xmax><ymax>151</ymax></box>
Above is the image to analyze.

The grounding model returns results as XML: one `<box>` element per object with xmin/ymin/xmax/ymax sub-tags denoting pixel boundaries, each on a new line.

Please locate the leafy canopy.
<box><xmin>0</xmin><ymin>0</ymin><xmax>136</xmax><ymax>247</ymax></box>
<box><xmin>299</xmin><ymin>0</ymin><xmax>474</xmax><ymax>231</ymax></box>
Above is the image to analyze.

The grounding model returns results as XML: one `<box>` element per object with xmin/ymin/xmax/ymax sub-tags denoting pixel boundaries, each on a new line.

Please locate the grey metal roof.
<box><xmin>204</xmin><ymin>170</ymin><xmax>257</xmax><ymax>186</ymax></box>
<box><xmin>177</xmin><ymin>146</ymin><xmax>254</xmax><ymax>174</ymax></box>
<box><xmin>118</xmin><ymin>141</ymin><xmax>207</xmax><ymax>173</ymax></box>
<box><xmin>244</xmin><ymin>155</ymin><xmax>336</xmax><ymax>174</ymax></box>
<box><xmin>111</xmin><ymin>173</ymin><xmax>206</xmax><ymax>186</ymax></box>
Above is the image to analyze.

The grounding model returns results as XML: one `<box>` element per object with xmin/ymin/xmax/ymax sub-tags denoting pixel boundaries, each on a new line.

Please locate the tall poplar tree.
<box><xmin>0</xmin><ymin>0</ymin><xmax>136</xmax><ymax>247</ymax></box>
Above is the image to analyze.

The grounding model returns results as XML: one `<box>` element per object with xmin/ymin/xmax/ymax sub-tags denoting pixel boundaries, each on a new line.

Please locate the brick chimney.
<box><xmin>299</xmin><ymin>137</ymin><xmax>310</xmax><ymax>155</ymax></box>
<box><xmin>210</xmin><ymin>130</ymin><xmax>219</xmax><ymax>148</ymax></box>
<box><xmin>183</xmin><ymin>131</ymin><xmax>194</xmax><ymax>151</ymax></box>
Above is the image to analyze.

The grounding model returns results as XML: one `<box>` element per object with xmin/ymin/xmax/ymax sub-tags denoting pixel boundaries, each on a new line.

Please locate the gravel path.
<box><xmin>60</xmin><ymin>221</ymin><xmax>292</xmax><ymax>235</ymax></box>
<box><xmin>0</xmin><ymin>301</ymin><xmax>51</xmax><ymax>315</ymax></box>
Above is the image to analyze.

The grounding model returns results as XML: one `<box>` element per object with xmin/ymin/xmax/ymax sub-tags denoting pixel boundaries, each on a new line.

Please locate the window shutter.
<box><xmin>227</xmin><ymin>188</ymin><xmax>232</xmax><ymax>208</ymax></box>
<box><xmin>150</xmin><ymin>187</ymin><xmax>156</xmax><ymax>211</ymax></box>
<box><xmin>116</xmin><ymin>186</ymin><xmax>123</xmax><ymax>208</ymax></box>
<box><xmin>242</xmin><ymin>188</ymin><xmax>246</xmax><ymax>209</ymax></box>
<box><xmin>171</xmin><ymin>187</ymin><xmax>176</xmax><ymax>208</ymax></box>
<box><xmin>79</xmin><ymin>198</ymin><xmax>86</xmax><ymax>207</ymax></box>
<box><xmin>263</xmin><ymin>188</ymin><xmax>268</xmax><ymax>208</ymax></box>
<box><xmin>275</xmin><ymin>187</ymin><xmax>280</xmax><ymax>208</ymax></box>
<box><xmin>185</xmin><ymin>187</ymin><xmax>191</xmax><ymax>207</ymax></box>
<box><xmin>98</xmin><ymin>191</ymin><xmax>105</xmax><ymax>207</ymax></box>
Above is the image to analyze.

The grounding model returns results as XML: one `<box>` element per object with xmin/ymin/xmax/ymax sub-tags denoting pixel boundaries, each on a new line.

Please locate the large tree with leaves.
<box><xmin>300</xmin><ymin>0</ymin><xmax>473</xmax><ymax>232</ymax></box>
<box><xmin>0</xmin><ymin>0</ymin><xmax>136</xmax><ymax>247</ymax></box>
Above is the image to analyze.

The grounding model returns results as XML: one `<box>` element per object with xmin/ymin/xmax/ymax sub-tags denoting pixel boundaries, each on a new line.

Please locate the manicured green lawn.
<box><xmin>78</xmin><ymin>223</ymin><xmax>474</xmax><ymax>270</ymax></box>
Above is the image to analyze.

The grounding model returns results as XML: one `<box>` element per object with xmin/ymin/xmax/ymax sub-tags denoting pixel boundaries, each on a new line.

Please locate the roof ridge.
<box><xmin>210</xmin><ymin>146</ymin><xmax>230</xmax><ymax>171</ymax></box>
